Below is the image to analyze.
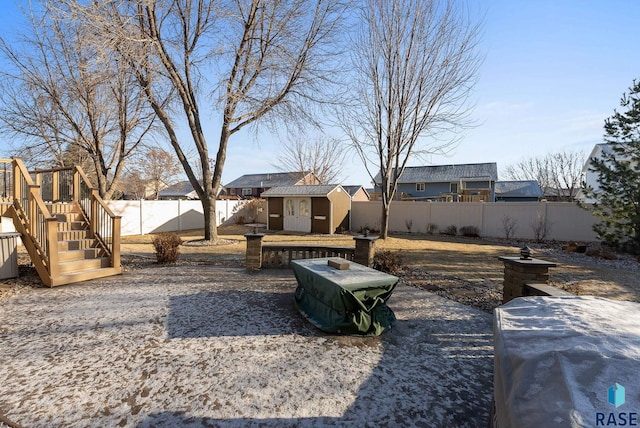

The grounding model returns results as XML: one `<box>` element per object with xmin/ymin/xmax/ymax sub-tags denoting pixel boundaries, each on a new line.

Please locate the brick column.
<box><xmin>245</xmin><ymin>233</ymin><xmax>265</xmax><ymax>270</ymax></box>
<box><xmin>354</xmin><ymin>236</ymin><xmax>378</xmax><ymax>267</ymax></box>
<box><xmin>498</xmin><ymin>256</ymin><xmax>557</xmax><ymax>304</ymax></box>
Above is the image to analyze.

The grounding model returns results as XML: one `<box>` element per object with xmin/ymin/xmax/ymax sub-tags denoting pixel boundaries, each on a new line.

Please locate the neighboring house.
<box><xmin>261</xmin><ymin>184</ymin><xmax>350</xmax><ymax>234</ymax></box>
<box><xmin>576</xmin><ymin>143</ymin><xmax>631</xmax><ymax>203</ymax></box>
<box><xmin>342</xmin><ymin>185</ymin><xmax>370</xmax><ymax>201</ymax></box>
<box><xmin>495</xmin><ymin>180</ymin><xmax>542</xmax><ymax>202</ymax></box>
<box><xmin>225</xmin><ymin>171</ymin><xmax>320</xmax><ymax>198</ymax></box>
<box><xmin>157</xmin><ymin>181</ymin><xmax>200</xmax><ymax>200</ymax></box>
<box><xmin>542</xmin><ymin>186</ymin><xmax>580</xmax><ymax>202</ymax></box>
<box><xmin>373</xmin><ymin>163</ymin><xmax>498</xmax><ymax>202</ymax></box>
<box><xmin>157</xmin><ymin>180</ymin><xmax>226</xmax><ymax>200</ymax></box>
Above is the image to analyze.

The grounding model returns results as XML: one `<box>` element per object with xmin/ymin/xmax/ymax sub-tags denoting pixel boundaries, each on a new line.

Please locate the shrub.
<box><xmin>426</xmin><ymin>223</ymin><xmax>438</xmax><ymax>234</ymax></box>
<box><xmin>441</xmin><ymin>225</ymin><xmax>457</xmax><ymax>236</ymax></box>
<box><xmin>372</xmin><ymin>250</ymin><xmax>403</xmax><ymax>275</ymax></box>
<box><xmin>405</xmin><ymin>218</ymin><xmax>413</xmax><ymax>233</ymax></box>
<box><xmin>501</xmin><ymin>215</ymin><xmax>517</xmax><ymax>239</ymax></box>
<box><xmin>151</xmin><ymin>233</ymin><xmax>183</xmax><ymax>264</ymax></box>
<box><xmin>460</xmin><ymin>225</ymin><xmax>480</xmax><ymax>237</ymax></box>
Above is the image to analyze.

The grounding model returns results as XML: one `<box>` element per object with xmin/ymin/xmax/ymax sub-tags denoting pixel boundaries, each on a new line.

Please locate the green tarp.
<box><xmin>291</xmin><ymin>257</ymin><xmax>399</xmax><ymax>336</ymax></box>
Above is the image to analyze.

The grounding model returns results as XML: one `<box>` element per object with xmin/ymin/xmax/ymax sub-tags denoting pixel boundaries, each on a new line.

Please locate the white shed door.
<box><xmin>283</xmin><ymin>198</ymin><xmax>311</xmax><ymax>233</ymax></box>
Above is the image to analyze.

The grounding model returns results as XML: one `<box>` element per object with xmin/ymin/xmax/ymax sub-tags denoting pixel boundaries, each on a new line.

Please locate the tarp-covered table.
<box><xmin>492</xmin><ymin>296</ymin><xmax>640</xmax><ymax>428</ymax></box>
<box><xmin>291</xmin><ymin>257</ymin><xmax>398</xmax><ymax>336</ymax></box>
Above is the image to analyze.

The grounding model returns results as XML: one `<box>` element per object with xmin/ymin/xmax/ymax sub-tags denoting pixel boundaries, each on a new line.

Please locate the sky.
<box><xmin>1</xmin><ymin>0</ymin><xmax>639</xmax><ymax>188</ymax></box>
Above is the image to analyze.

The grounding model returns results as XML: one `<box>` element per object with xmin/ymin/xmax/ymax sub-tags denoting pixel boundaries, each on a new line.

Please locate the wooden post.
<box><xmin>72</xmin><ymin>169</ymin><xmax>80</xmax><ymax>204</ymax></box>
<box><xmin>112</xmin><ymin>216</ymin><xmax>121</xmax><ymax>269</ymax></box>
<box><xmin>354</xmin><ymin>235</ymin><xmax>378</xmax><ymax>267</ymax></box>
<box><xmin>51</xmin><ymin>170</ymin><xmax>59</xmax><ymax>202</ymax></box>
<box><xmin>46</xmin><ymin>217</ymin><xmax>59</xmax><ymax>281</ymax></box>
<box><xmin>498</xmin><ymin>256</ymin><xmax>557</xmax><ymax>304</ymax></box>
<box><xmin>245</xmin><ymin>233</ymin><xmax>265</xmax><ymax>269</ymax></box>
<box><xmin>90</xmin><ymin>190</ymin><xmax>99</xmax><ymax>238</ymax></box>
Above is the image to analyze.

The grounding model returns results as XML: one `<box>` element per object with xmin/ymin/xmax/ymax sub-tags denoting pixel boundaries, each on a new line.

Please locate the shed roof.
<box><xmin>342</xmin><ymin>185</ymin><xmax>370</xmax><ymax>198</ymax></box>
<box><xmin>374</xmin><ymin>163</ymin><xmax>498</xmax><ymax>184</ymax></box>
<box><xmin>225</xmin><ymin>171</ymin><xmax>313</xmax><ymax>188</ymax></box>
<box><xmin>495</xmin><ymin>180</ymin><xmax>542</xmax><ymax>198</ymax></box>
<box><xmin>261</xmin><ymin>184</ymin><xmax>344</xmax><ymax>197</ymax></box>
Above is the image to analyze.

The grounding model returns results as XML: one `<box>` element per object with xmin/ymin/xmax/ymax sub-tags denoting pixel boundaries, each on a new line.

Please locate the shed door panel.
<box><xmin>283</xmin><ymin>198</ymin><xmax>311</xmax><ymax>232</ymax></box>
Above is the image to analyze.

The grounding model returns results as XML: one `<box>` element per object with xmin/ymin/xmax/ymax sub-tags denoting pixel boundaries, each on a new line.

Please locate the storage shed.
<box><xmin>261</xmin><ymin>185</ymin><xmax>351</xmax><ymax>234</ymax></box>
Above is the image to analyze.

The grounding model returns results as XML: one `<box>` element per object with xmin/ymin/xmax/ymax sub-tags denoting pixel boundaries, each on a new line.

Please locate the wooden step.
<box><xmin>54</xmin><ymin>212</ymin><xmax>85</xmax><ymax>223</ymax></box>
<box><xmin>58</xmin><ymin>248</ymin><xmax>103</xmax><ymax>262</ymax></box>
<box><xmin>58</xmin><ymin>230</ymin><xmax>92</xmax><ymax>241</ymax></box>
<box><xmin>58</xmin><ymin>257</ymin><xmax>111</xmax><ymax>274</ymax></box>
<box><xmin>50</xmin><ymin>266</ymin><xmax>123</xmax><ymax>287</ymax></box>
<box><xmin>57</xmin><ymin>221</ymin><xmax>87</xmax><ymax>231</ymax></box>
<box><xmin>58</xmin><ymin>239</ymin><xmax>98</xmax><ymax>251</ymax></box>
<box><xmin>47</xmin><ymin>203</ymin><xmax>79</xmax><ymax>214</ymax></box>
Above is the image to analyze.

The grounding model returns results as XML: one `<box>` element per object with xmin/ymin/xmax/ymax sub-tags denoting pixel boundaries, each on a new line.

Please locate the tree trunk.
<box><xmin>380</xmin><ymin>200</ymin><xmax>390</xmax><ymax>239</ymax></box>
<box><xmin>202</xmin><ymin>195</ymin><xmax>217</xmax><ymax>241</ymax></box>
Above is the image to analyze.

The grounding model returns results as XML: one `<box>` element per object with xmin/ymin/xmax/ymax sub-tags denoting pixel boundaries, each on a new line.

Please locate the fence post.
<box><xmin>354</xmin><ymin>235</ymin><xmax>378</xmax><ymax>267</ymax></box>
<box><xmin>245</xmin><ymin>233</ymin><xmax>264</xmax><ymax>269</ymax></box>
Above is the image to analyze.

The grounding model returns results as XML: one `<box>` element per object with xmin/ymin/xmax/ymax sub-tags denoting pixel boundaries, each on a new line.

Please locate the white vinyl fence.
<box><xmin>105</xmin><ymin>198</ymin><xmax>600</xmax><ymax>242</ymax></box>
<box><xmin>106</xmin><ymin>199</ymin><xmax>242</xmax><ymax>236</ymax></box>
<box><xmin>351</xmin><ymin>201</ymin><xmax>600</xmax><ymax>242</ymax></box>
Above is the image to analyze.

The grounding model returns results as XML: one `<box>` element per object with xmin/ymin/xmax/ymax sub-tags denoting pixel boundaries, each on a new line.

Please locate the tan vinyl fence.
<box><xmin>351</xmin><ymin>201</ymin><xmax>600</xmax><ymax>242</ymax></box>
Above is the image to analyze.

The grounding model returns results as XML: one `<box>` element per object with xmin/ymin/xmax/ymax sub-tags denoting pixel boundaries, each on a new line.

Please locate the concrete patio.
<box><xmin>0</xmin><ymin>265</ymin><xmax>493</xmax><ymax>427</ymax></box>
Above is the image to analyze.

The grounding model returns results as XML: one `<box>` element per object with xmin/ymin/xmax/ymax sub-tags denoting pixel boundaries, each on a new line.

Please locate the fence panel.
<box><xmin>352</xmin><ymin>200</ymin><xmax>599</xmax><ymax>242</ymax></box>
<box><xmin>106</xmin><ymin>199</ymin><xmax>242</xmax><ymax>236</ymax></box>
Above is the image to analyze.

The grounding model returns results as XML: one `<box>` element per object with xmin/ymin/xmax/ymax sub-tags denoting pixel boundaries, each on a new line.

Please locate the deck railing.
<box><xmin>261</xmin><ymin>244</ymin><xmax>355</xmax><ymax>268</ymax></box>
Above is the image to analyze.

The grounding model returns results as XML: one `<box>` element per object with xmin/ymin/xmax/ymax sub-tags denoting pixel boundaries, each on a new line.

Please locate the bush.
<box><xmin>151</xmin><ymin>233</ymin><xmax>183</xmax><ymax>264</ymax></box>
<box><xmin>441</xmin><ymin>225</ymin><xmax>457</xmax><ymax>236</ymax></box>
<box><xmin>372</xmin><ymin>250</ymin><xmax>403</xmax><ymax>275</ymax></box>
<box><xmin>426</xmin><ymin>223</ymin><xmax>438</xmax><ymax>234</ymax></box>
<box><xmin>460</xmin><ymin>225</ymin><xmax>480</xmax><ymax>237</ymax></box>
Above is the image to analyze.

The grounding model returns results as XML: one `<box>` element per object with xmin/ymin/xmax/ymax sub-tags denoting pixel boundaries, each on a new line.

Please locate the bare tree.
<box><xmin>70</xmin><ymin>0</ymin><xmax>346</xmax><ymax>241</ymax></box>
<box><xmin>138</xmin><ymin>147</ymin><xmax>181</xmax><ymax>199</ymax></box>
<box><xmin>504</xmin><ymin>149</ymin><xmax>586</xmax><ymax>201</ymax></box>
<box><xmin>0</xmin><ymin>3</ymin><xmax>157</xmax><ymax>199</ymax></box>
<box><xmin>273</xmin><ymin>135</ymin><xmax>346</xmax><ymax>183</ymax></box>
<box><xmin>342</xmin><ymin>0</ymin><xmax>482</xmax><ymax>238</ymax></box>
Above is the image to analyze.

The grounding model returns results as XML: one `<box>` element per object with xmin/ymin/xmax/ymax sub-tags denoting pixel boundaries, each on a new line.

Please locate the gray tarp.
<box><xmin>291</xmin><ymin>257</ymin><xmax>398</xmax><ymax>336</ymax></box>
<box><xmin>493</xmin><ymin>296</ymin><xmax>640</xmax><ymax>428</ymax></box>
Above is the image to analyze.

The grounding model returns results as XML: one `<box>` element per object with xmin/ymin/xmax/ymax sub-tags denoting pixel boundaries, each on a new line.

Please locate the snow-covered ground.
<box><xmin>0</xmin><ymin>266</ymin><xmax>493</xmax><ymax>427</ymax></box>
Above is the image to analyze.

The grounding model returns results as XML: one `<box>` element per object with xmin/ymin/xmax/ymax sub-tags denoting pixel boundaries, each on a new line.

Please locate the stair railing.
<box><xmin>6</xmin><ymin>158</ymin><xmax>60</xmax><ymax>280</ymax></box>
<box><xmin>73</xmin><ymin>167</ymin><xmax>121</xmax><ymax>270</ymax></box>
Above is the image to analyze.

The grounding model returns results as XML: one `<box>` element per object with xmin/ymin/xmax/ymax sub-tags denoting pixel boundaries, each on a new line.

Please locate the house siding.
<box><xmin>328</xmin><ymin>188</ymin><xmax>350</xmax><ymax>233</ymax></box>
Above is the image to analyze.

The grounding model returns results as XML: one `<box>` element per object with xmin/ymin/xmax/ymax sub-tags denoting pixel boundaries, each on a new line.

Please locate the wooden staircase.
<box><xmin>1</xmin><ymin>158</ymin><xmax>122</xmax><ymax>287</ymax></box>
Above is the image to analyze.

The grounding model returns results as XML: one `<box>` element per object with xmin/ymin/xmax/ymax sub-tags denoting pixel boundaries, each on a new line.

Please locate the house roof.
<box><xmin>261</xmin><ymin>184</ymin><xmax>345</xmax><ymax>197</ymax></box>
<box><xmin>225</xmin><ymin>171</ymin><xmax>314</xmax><ymax>188</ymax></box>
<box><xmin>374</xmin><ymin>163</ymin><xmax>498</xmax><ymax>184</ymax></box>
<box><xmin>495</xmin><ymin>180</ymin><xmax>542</xmax><ymax>198</ymax></box>
<box><xmin>342</xmin><ymin>185</ymin><xmax>370</xmax><ymax>198</ymax></box>
<box><xmin>157</xmin><ymin>180</ymin><xmax>199</xmax><ymax>198</ymax></box>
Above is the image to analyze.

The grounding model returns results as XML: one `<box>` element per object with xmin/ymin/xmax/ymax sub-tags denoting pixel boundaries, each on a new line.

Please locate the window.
<box><xmin>416</xmin><ymin>183</ymin><xmax>426</xmax><ymax>192</ymax></box>
<box><xmin>450</xmin><ymin>183</ymin><xmax>458</xmax><ymax>193</ymax></box>
<box><xmin>286</xmin><ymin>199</ymin><xmax>295</xmax><ymax>216</ymax></box>
<box><xmin>299</xmin><ymin>200</ymin><xmax>309</xmax><ymax>217</ymax></box>
<box><xmin>242</xmin><ymin>188</ymin><xmax>253</xmax><ymax>196</ymax></box>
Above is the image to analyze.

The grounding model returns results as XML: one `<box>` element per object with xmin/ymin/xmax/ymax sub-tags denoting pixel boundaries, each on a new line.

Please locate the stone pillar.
<box><xmin>354</xmin><ymin>236</ymin><xmax>378</xmax><ymax>267</ymax></box>
<box><xmin>245</xmin><ymin>233</ymin><xmax>265</xmax><ymax>270</ymax></box>
<box><xmin>498</xmin><ymin>256</ymin><xmax>557</xmax><ymax>304</ymax></box>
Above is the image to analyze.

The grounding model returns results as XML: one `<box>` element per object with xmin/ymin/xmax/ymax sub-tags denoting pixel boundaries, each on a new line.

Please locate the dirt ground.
<box><xmin>3</xmin><ymin>224</ymin><xmax>640</xmax><ymax>312</ymax></box>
